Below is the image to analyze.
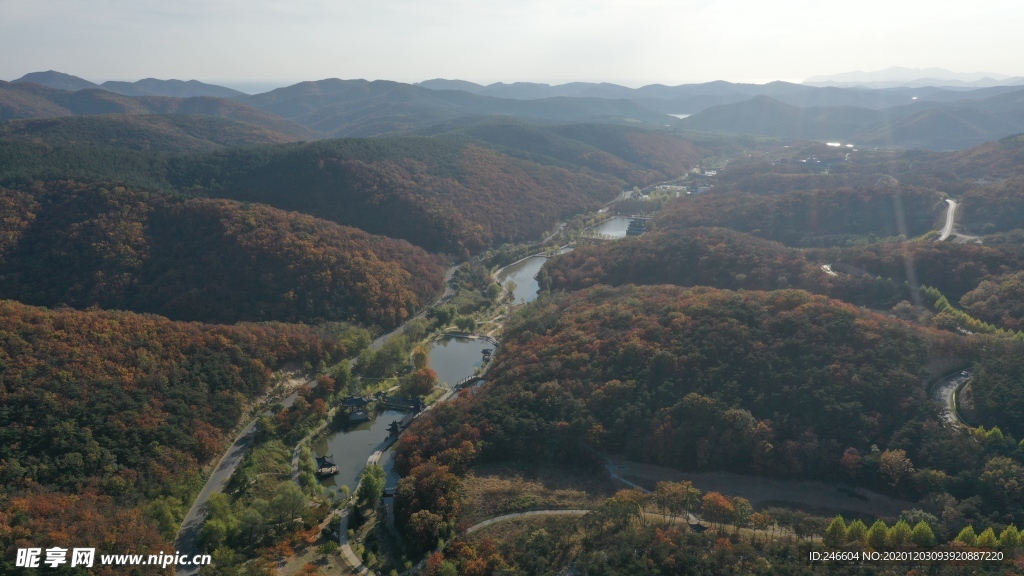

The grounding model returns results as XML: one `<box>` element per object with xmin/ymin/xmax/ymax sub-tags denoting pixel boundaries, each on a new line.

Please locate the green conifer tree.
<box><xmin>823</xmin><ymin>516</ymin><xmax>847</xmax><ymax>547</ymax></box>
<box><xmin>910</xmin><ymin>521</ymin><xmax>937</xmax><ymax>547</ymax></box>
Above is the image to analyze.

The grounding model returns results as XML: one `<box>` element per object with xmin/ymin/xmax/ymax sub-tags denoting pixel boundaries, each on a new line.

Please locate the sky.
<box><xmin>2</xmin><ymin>0</ymin><xmax>1023</xmax><ymax>89</ymax></box>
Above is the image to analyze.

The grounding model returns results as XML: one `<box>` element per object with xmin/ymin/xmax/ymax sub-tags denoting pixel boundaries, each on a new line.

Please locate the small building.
<box><xmin>626</xmin><ymin>218</ymin><xmax>648</xmax><ymax>236</ymax></box>
<box><xmin>349</xmin><ymin>409</ymin><xmax>369</xmax><ymax>423</ymax></box>
<box><xmin>315</xmin><ymin>455</ymin><xmax>339</xmax><ymax>477</ymax></box>
<box><xmin>388</xmin><ymin>411</ymin><xmax>417</xmax><ymax>437</ymax></box>
<box><xmin>340</xmin><ymin>395</ymin><xmax>371</xmax><ymax>408</ymax></box>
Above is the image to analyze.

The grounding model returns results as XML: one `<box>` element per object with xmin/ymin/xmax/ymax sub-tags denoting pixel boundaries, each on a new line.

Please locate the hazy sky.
<box><xmin>2</xmin><ymin>0</ymin><xmax>1023</xmax><ymax>88</ymax></box>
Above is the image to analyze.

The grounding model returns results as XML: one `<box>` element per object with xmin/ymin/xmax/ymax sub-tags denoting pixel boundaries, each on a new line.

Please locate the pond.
<box><xmin>585</xmin><ymin>216</ymin><xmax>632</xmax><ymax>239</ymax></box>
<box><xmin>313</xmin><ymin>409</ymin><xmax>404</xmax><ymax>496</ymax></box>
<box><xmin>496</xmin><ymin>255</ymin><xmax>547</xmax><ymax>303</ymax></box>
<box><xmin>428</xmin><ymin>336</ymin><xmax>491</xmax><ymax>387</ymax></box>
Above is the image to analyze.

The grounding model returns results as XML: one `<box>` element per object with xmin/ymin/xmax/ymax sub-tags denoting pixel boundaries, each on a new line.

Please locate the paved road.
<box><xmin>174</xmin><ymin>425</ymin><xmax>256</xmax><ymax>575</ymax></box>
<box><xmin>175</xmin><ymin>265</ymin><xmax>458</xmax><ymax>575</ymax></box>
<box><xmin>939</xmin><ymin>199</ymin><xmax>958</xmax><ymax>241</ymax></box>
<box><xmin>175</xmin><ymin>377</ymin><xmax>313</xmax><ymax>575</ymax></box>
<box><xmin>933</xmin><ymin>370</ymin><xmax>970</xmax><ymax>426</ymax></box>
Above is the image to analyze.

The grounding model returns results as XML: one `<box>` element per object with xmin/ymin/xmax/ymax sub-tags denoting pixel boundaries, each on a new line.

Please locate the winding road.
<box><xmin>939</xmin><ymin>199</ymin><xmax>958</xmax><ymax>241</ymax></box>
<box><xmin>933</xmin><ymin>370</ymin><xmax>970</xmax><ymax>426</ymax></box>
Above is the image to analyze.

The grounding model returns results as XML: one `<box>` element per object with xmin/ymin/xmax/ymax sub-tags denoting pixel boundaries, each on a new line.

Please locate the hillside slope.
<box><xmin>0</xmin><ymin>299</ymin><xmax>344</xmax><ymax>558</ymax></box>
<box><xmin>0</xmin><ymin>80</ymin><xmax>318</xmax><ymax>139</ymax></box>
<box><xmin>653</xmin><ymin>185</ymin><xmax>945</xmax><ymax>246</ymax></box>
<box><xmin>0</xmin><ymin>181</ymin><xmax>446</xmax><ymax>328</ymax></box>
<box><xmin>240</xmin><ymin>79</ymin><xmax>673</xmax><ymax>136</ymax></box>
<box><xmin>165</xmin><ymin>138</ymin><xmax>630</xmax><ymax>254</ymax></box>
<box><xmin>0</xmin><ymin>114</ymin><xmax>304</xmax><ymax>153</ymax></box>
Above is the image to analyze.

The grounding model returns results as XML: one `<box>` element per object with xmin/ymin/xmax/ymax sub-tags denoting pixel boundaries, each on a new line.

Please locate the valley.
<box><xmin>2</xmin><ymin>70</ymin><xmax>1024</xmax><ymax>576</ymax></box>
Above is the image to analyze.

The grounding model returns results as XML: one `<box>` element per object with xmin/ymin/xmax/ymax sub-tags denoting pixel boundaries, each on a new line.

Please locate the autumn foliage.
<box><xmin>655</xmin><ymin>185</ymin><xmax>945</xmax><ymax>247</ymax></box>
<box><xmin>0</xmin><ymin>299</ymin><xmax>343</xmax><ymax>554</ymax></box>
<box><xmin>0</xmin><ymin>180</ymin><xmax>446</xmax><ymax>328</ymax></box>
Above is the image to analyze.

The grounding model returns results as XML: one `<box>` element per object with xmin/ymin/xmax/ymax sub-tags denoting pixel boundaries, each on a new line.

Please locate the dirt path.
<box><xmin>466</xmin><ymin>509</ymin><xmax>590</xmax><ymax>534</ymax></box>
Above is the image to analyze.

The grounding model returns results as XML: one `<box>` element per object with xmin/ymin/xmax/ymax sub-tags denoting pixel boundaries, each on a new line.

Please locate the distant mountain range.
<box><xmin>804</xmin><ymin>67</ymin><xmax>1024</xmax><ymax>89</ymax></box>
<box><xmin>0</xmin><ymin>80</ymin><xmax>318</xmax><ymax>139</ymax></box>
<box><xmin>679</xmin><ymin>89</ymin><xmax>1024</xmax><ymax>150</ymax></box>
<box><xmin>14</xmin><ymin>70</ymin><xmax>246</xmax><ymax>98</ymax></box>
<box><xmin>5</xmin><ymin>69</ymin><xmax>1024</xmax><ymax>150</ymax></box>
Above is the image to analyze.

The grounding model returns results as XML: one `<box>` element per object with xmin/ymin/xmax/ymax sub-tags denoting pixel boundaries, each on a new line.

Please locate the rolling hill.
<box><xmin>0</xmin><ymin>180</ymin><xmax>447</xmax><ymax>328</ymax></box>
<box><xmin>163</xmin><ymin>137</ymin><xmax>629</xmax><ymax>254</ymax></box>
<box><xmin>13</xmin><ymin>70</ymin><xmax>245</xmax><ymax>98</ymax></box>
<box><xmin>238</xmin><ymin>78</ymin><xmax>674</xmax><ymax>137</ymax></box>
<box><xmin>0</xmin><ymin>114</ymin><xmax>306</xmax><ymax>153</ymax></box>
<box><xmin>653</xmin><ymin>184</ymin><xmax>945</xmax><ymax>246</ymax></box>
<box><xmin>0</xmin><ymin>80</ymin><xmax>319</xmax><ymax>139</ymax></box>
<box><xmin>679</xmin><ymin>90</ymin><xmax>1024</xmax><ymax>150</ymax></box>
<box><xmin>0</xmin><ymin>298</ymin><xmax>346</xmax><ymax>556</ymax></box>
<box><xmin>0</xmin><ymin>123</ymin><xmax>703</xmax><ymax>253</ymax></box>
<box><xmin>422</xmin><ymin>118</ymin><xmax>703</xmax><ymax>184</ymax></box>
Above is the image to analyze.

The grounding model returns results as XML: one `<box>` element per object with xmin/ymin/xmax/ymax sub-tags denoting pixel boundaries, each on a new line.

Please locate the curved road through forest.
<box><xmin>174</xmin><ymin>266</ymin><xmax>457</xmax><ymax>575</ymax></box>
<box><xmin>933</xmin><ymin>370</ymin><xmax>970</xmax><ymax>426</ymax></box>
<box><xmin>939</xmin><ymin>199</ymin><xmax>957</xmax><ymax>241</ymax></box>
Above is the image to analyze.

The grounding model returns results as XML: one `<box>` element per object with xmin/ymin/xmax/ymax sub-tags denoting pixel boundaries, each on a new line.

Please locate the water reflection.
<box><xmin>585</xmin><ymin>216</ymin><xmax>632</xmax><ymax>239</ymax></box>
<box><xmin>314</xmin><ymin>409</ymin><xmax>404</xmax><ymax>496</ymax></box>
<box><xmin>496</xmin><ymin>255</ymin><xmax>547</xmax><ymax>303</ymax></box>
<box><xmin>428</xmin><ymin>336</ymin><xmax>490</xmax><ymax>387</ymax></box>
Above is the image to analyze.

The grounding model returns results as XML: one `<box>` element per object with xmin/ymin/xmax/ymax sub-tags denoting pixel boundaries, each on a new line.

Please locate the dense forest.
<box><xmin>0</xmin><ymin>300</ymin><xmax>347</xmax><ymax>557</ymax></box>
<box><xmin>400</xmin><ymin>286</ymin><xmax>948</xmax><ymax>477</ymax></box>
<box><xmin>0</xmin><ymin>180</ymin><xmax>446</xmax><ymax>327</ymax></box>
<box><xmin>961</xmin><ymin>272</ymin><xmax>1024</xmax><ymax>331</ymax></box>
<box><xmin>394</xmin><ymin>285</ymin><xmax>1024</xmax><ymax>562</ymax></box>
<box><xmin>654</xmin><ymin>185</ymin><xmax>945</xmax><ymax>247</ymax></box>
<box><xmin>541</xmin><ymin>225</ymin><xmax>1024</xmax><ymax>315</ymax></box>
<box><xmin>165</xmin><ymin>139</ymin><xmax>623</xmax><ymax>254</ymax></box>
<box><xmin>444</xmin><ymin>120</ymin><xmax>703</xmax><ymax>185</ymax></box>
<box><xmin>960</xmin><ymin>177</ymin><xmax>1024</xmax><ymax>234</ymax></box>
<box><xmin>0</xmin><ymin>114</ymin><xmax>304</xmax><ymax>153</ymax></box>
<box><xmin>0</xmin><ymin>80</ymin><xmax>318</xmax><ymax>138</ymax></box>
<box><xmin>542</xmin><ymin>227</ymin><xmax>909</xmax><ymax>309</ymax></box>
<box><xmin>970</xmin><ymin>346</ymin><xmax>1024</xmax><ymax>438</ymax></box>
<box><xmin>0</xmin><ymin>123</ymin><xmax>704</xmax><ymax>254</ymax></box>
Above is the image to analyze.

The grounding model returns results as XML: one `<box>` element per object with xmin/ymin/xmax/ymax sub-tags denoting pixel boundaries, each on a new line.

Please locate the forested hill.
<box><xmin>427</xmin><ymin>119</ymin><xmax>703</xmax><ymax>185</ymax></box>
<box><xmin>0</xmin><ymin>299</ymin><xmax>346</xmax><ymax>556</ymax></box>
<box><xmin>652</xmin><ymin>185</ymin><xmax>945</xmax><ymax>247</ymax></box>
<box><xmin>0</xmin><ymin>80</ymin><xmax>318</xmax><ymax>139</ymax></box>
<box><xmin>162</xmin><ymin>139</ymin><xmax>615</xmax><ymax>254</ymax></box>
<box><xmin>0</xmin><ymin>114</ymin><xmax>306</xmax><ymax>153</ymax></box>
<box><xmin>237</xmin><ymin>78</ymin><xmax>674</xmax><ymax>137</ymax></box>
<box><xmin>0</xmin><ymin>125</ymin><xmax>704</xmax><ymax>254</ymax></box>
<box><xmin>0</xmin><ymin>181</ymin><xmax>446</xmax><ymax>328</ymax></box>
<box><xmin>542</xmin><ymin>226</ymin><xmax>1024</xmax><ymax>308</ymax></box>
<box><xmin>396</xmin><ymin>285</ymin><xmax>969</xmax><ymax>497</ymax></box>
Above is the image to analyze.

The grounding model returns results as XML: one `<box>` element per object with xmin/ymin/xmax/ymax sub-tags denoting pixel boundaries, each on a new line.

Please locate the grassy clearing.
<box><xmin>461</xmin><ymin>463</ymin><xmax>614</xmax><ymax>525</ymax></box>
